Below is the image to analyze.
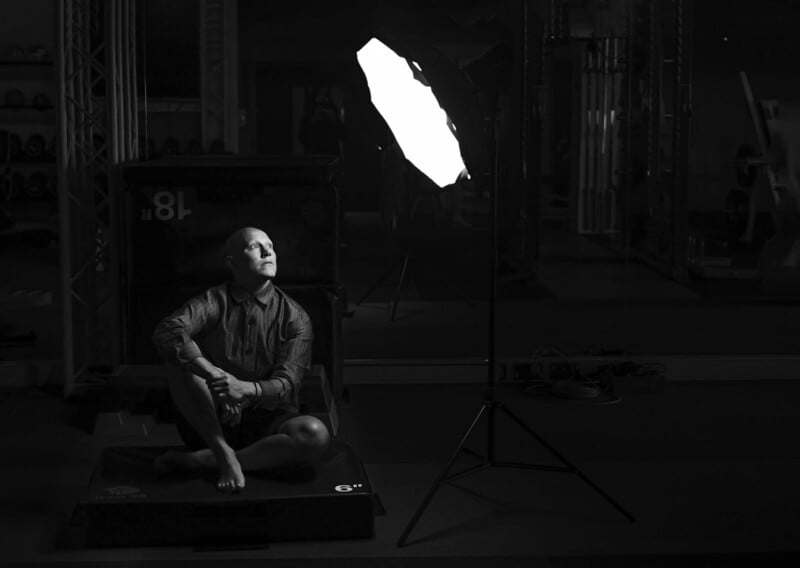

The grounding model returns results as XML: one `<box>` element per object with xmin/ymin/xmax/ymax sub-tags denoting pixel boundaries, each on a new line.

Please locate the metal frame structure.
<box><xmin>618</xmin><ymin>0</ymin><xmax>691</xmax><ymax>280</ymax></box>
<box><xmin>576</xmin><ymin>36</ymin><xmax>624</xmax><ymax>235</ymax></box>
<box><xmin>57</xmin><ymin>0</ymin><xmax>138</xmax><ymax>397</ymax></box>
<box><xmin>644</xmin><ymin>0</ymin><xmax>692</xmax><ymax>279</ymax></box>
<box><xmin>199</xmin><ymin>0</ymin><xmax>238</xmax><ymax>154</ymax></box>
<box><xmin>669</xmin><ymin>0</ymin><xmax>692</xmax><ymax>279</ymax></box>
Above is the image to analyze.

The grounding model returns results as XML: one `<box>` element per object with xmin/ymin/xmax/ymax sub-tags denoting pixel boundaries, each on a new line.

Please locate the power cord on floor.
<box><xmin>519</xmin><ymin>345</ymin><xmax>666</xmax><ymax>403</ymax></box>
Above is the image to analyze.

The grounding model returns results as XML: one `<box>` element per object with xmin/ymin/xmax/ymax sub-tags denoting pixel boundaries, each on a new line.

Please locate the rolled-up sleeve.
<box><xmin>152</xmin><ymin>291</ymin><xmax>219</xmax><ymax>366</ymax></box>
<box><xmin>257</xmin><ymin>308</ymin><xmax>313</xmax><ymax>410</ymax></box>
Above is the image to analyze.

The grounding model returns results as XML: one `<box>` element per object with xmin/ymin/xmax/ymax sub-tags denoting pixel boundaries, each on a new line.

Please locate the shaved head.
<box><xmin>224</xmin><ymin>227</ymin><xmax>264</xmax><ymax>260</ymax></box>
<box><xmin>224</xmin><ymin>227</ymin><xmax>277</xmax><ymax>286</ymax></box>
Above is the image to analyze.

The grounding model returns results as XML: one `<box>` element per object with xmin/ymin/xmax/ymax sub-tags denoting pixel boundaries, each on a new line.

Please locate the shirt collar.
<box><xmin>229</xmin><ymin>280</ymin><xmax>275</xmax><ymax>307</ymax></box>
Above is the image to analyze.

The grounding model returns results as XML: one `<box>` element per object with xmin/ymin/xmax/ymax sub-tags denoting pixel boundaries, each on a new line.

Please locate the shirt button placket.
<box><xmin>245</xmin><ymin>313</ymin><xmax>257</xmax><ymax>358</ymax></box>
<box><xmin>241</xmin><ymin>305</ymin><xmax>250</xmax><ymax>357</ymax></box>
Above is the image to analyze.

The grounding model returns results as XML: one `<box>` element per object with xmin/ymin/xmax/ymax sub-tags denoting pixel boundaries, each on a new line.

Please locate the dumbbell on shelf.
<box><xmin>32</xmin><ymin>93</ymin><xmax>52</xmax><ymax>109</ymax></box>
<box><xmin>28</xmin><ymin>45</ymin><xmax>49</xmax><ymax>62</ymax></box>
<box><xmin>163</xmin><ymin>137</ymin><xmax>180</xmax><ymax>156</ymax></box>
<box><xmin>1</xmin><ymin>131</ymin><xmax>24</xmax><ymax>162</ymax></box>
<box><xmin>26</xmin><ymin>171</ymin><xmax>48</xmax><ymax>200</ymax></box>
<box><xmin>25</xmin><ymin>134</ymin><xmax>46</xmax><ymax>160</ymax></box>
<box><xmin>4</xmin><ymin>44</ymin><xmax>26</xmax><ymax>61</ymax></box>
<box><xmin>7</xmin><ymin>172</ymin><xmax>26</xmax><ymax>200</ymax></box>
<box><xmin>4</xmin><ymin>89</ymin><xmax>25</xmax><ymax>107</ymax></box>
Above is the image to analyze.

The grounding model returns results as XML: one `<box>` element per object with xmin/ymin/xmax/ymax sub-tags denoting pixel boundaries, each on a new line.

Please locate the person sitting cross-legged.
<box><xmin>152</xmin><ymin>226</ymin><xmax>331</xmax><ymax>493</ymax></box>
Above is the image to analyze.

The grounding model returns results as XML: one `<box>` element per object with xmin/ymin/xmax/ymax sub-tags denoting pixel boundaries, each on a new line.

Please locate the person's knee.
<box><xmin>285</xmin><ymin>416</ymin><xmax>331</xmax><ymax>456</ymax></box>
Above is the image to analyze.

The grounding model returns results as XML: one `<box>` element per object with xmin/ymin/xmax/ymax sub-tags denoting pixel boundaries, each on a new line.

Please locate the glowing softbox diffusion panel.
<box><xmin>357</xmin><ymin>38</ymin><xmax>466</xmax><ymax>188</ymax></box>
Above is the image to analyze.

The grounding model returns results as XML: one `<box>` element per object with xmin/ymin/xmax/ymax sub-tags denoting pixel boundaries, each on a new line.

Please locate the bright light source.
<box><xmin>357</xmin><ymin>38</ymin><xmax>467</xmax><ymax>188</ymax></box>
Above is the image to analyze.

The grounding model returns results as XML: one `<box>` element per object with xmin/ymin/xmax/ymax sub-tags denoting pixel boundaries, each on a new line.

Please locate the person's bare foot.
<box><xmin>154</xmin><ymin>447</ymin><xmax>245</xmax><ymax>493</ymax></box>
<box><xmin>215</xmin><ymin>450</ymin><xmax>245</xmax><ymax>493</ymax></box>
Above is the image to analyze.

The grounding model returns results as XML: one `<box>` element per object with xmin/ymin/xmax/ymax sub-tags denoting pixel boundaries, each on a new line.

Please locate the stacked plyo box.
<box><xmin>117</xmin><ymin>157</ymin><xmax>344</xmax><ymax>427</ymax></box>
<box><xmin>301</xmin><ymin>363</ymin><xmax>337</xmax><ymax>436</ymax></box>
<box><xmin>81</xmin><ymin>158</ymin><xmax>375</xmax><ymax>548</ymax></box>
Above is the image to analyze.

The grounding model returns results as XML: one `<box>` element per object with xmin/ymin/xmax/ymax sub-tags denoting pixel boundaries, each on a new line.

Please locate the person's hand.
<box><xmin>220</xmin><ymin>401</ymin><xmax>242</xmax><ymax>426</ymax></box>
<box><xmin>205</xmin><ymin>370</ymin><xmax>254</xmax><ymax>404</ymax></box>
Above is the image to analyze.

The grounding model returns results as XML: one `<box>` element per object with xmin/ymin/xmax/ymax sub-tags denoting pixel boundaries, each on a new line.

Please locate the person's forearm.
<box><xmin>187</xmin><ymin>356</ymin><xmax>258</xmax><ymax>404</ymax></box>
<box><xmin>185</xmin><ymin>356</ymin><xmax>223</xmax><ymax>381</ymax></box>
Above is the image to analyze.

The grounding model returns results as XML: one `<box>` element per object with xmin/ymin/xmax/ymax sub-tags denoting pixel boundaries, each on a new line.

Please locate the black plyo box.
<box><xmin>83</xmin><ymin>442</ymin><xmax>374</xmax><ymax>547</ymax></box>
<box><xmin>119</xmin><ymin>157</ymin><xmax>341</xmax><ymax>287</ymax></box>
<box><xmin>116</xmin><ymin>158</ymin><xmax>345</xmax><ymax>401</ymax></box>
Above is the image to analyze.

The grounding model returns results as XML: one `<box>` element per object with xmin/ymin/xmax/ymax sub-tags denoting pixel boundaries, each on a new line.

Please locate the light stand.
<box><xmin>396</xmin><ymin>105</ymin><xmax>635</xmax><ymax>548</ymax></box>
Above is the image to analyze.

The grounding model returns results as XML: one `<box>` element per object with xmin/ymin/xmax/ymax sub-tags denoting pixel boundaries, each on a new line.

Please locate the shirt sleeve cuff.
<box><xmin>257</xmin><ymin>378</ymin><xmax>286</xmax><ymax>409</ymax></box>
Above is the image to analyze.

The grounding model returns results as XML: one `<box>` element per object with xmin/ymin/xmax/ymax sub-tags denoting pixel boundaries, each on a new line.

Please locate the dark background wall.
<box><xmin>691</xmin><ymin>0</ymin><xmax>800</xmax><ymax>211</ymax></box>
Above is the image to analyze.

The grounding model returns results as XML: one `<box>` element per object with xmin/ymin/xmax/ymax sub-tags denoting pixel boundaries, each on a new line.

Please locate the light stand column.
<box><xmin>396</xmin><ymin>101</ymin><xmax>634</xmax><ymax>550</ymax></box>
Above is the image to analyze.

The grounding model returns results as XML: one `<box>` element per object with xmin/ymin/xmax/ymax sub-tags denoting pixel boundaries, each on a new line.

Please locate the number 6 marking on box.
<box><xmin>335</xmin><ymin>483</ymin><xmax>364</xmax><ymax>493</ymax></box>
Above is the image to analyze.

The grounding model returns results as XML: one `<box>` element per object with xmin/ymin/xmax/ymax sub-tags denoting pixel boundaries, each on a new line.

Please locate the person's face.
<box><xmin>229</xmin><ymin>229</ymin><xmax>277</xmax><ymax>281</ymax></box>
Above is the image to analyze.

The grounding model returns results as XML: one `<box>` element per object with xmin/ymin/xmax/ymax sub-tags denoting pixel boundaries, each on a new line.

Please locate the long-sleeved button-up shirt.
<box><xmin>152</xmin><ymin>281</ymin><xmax>312</xmax><ymax>413</ymax></box>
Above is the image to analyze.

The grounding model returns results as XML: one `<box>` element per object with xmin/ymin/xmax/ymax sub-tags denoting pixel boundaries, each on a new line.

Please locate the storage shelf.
<box><xmin>0</xmin><ymin>61</ymin><xmax>55</xmax><ymax>81</ymax></box>
<box><xmin>0</xmin><ymin>106</ymin><xmax>56</xmax><ymax>124</ymax></box>
<box><xmin>0</xmin><ymin>160</ymin><xmax>56</xmax><ymax>166</ymax></box>
<box><xmin>138</xmin><ymin>97</ymin><xmax>200</xmax><ymax>113</ymax></box>
<box><xmin>0</xmin><ymin>105</ymin><xmax>55</xmax><ymax>110</ymax></box>
<box><xmin>0</xmin><ymin>61</ymin><xmax>54</xmax><ymax>66</ymax></box>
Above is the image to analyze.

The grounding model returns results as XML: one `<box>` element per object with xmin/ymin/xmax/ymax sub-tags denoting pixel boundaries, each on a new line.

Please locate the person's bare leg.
<box><xmin>235</xmin><ymin>416</ymin><xmax>331</xmax><ymax>473</ymax></box>
<box><xmin>154</xmin><ymin>369</ymin><xmax>245</xmax><ymax>493</ymax></box>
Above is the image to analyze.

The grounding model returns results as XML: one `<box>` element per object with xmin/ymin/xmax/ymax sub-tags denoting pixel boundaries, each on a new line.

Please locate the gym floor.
<box><xmin>2</xmin><ymin>378</ymin><xmax>800</xmax><ymax>566</ymax></box>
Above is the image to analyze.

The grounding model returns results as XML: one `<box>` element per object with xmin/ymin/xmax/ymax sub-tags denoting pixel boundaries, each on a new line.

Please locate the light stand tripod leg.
<box><xmin>497</xmin><ymin>402</ymin><xmax>635</xmax><ymax>522</ymax></box>
<box><xmin>390</xmin><ymin>253</ymin><xmax>410</xmax><ymax>321</ymax></box>
<box><xmin>356</xmin><ymin>257</ymin><xmax>401</xmax><ymax>306</ymax></box>
<box><xmin>397</xmin><ymin>402</ymin><xmax>489</xmax><ymax>547</ymax></box>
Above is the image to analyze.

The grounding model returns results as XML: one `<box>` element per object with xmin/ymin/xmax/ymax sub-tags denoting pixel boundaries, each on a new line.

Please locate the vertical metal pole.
<box><xmin>577</xmin><ymin>46</ymin><xmax>588</xmax><ymax>233</ymax></box>
<box><xmin>485</xmin><ymin>106</ymin><xmax>499</xmax><ymax>461</ymax></box>
<box><xmin>523</xmin><ymin>0</ymin><xmax>543</xmax><ymax>264</ymax></box>
<box><xmin>672</xmin><ymin>0</ymin><xmax>691</xmax><ymax>279</ymax></box>
<box><xmin>84</xmin><ymin>0</ymin><xmax>96</xmax><ymax>373</ymax></box>
<box><xmin>128</xmin><ymin>0</ymin><xmax>139</xmax><ymax>157</ymax></box>
<box><xmin>109</xmin><ymin>0</ymin><xmax>118</xmax><ymax>165</ymax></box>
<box><xmin>599</xmin><ymin>37</ymin><xmax>610</xmax><ymax>232</ymax></box>
<box><xmin>521</xmin><ymin>0</ymin><xmax>529</xmax><ymax>264</ymax></box>
<box><xmin>58</xmin><ymin>0</ymin><xmax>138</xmax><ymax>395</ymax></box>
<box><xmin>109</xmin><ymin>0</ymin><xmax>138</xmax><ymax>369</ymax></box>
<box><xmin>609</xmin><ymin>37</ymin><xmax>622</xmax><ymax>233</ymax></box>
<box><xmin>224</xmin><ymin>0</ymin><xmax>238</xmax><ymax>153</ymax></box>
<box><xmin>586</xmin><ymin>48</ymin><xmax>597</xmax><ymax>233</ymax></box>
<box><xmin>624</xmin><ymin>1</ymin><xmax>635</xmax><ymax>265</ymax></box>
<box><xmin>647</xmin><ymin>0</ymin><xmax>659</xmax><ymax>178</ymax></box>
<box><xmin>200</xmin><ymin>0</ymin><xmax>238</xmax><ymax>153</ymax></box>
<box><xmin>487</xmin><ymin>110</ymin><xmax>498</xmax><ymax>400</ymax></box>
<box><xmin>57</xmin><ymin>0</ymin><xmax>74</xmax><ymax>396</ymax></box>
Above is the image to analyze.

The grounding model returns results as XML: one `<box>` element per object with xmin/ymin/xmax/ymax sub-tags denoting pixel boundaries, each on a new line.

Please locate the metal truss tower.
<box><xmin>57</xmin><ymin>0</ymin><xmax>138</xmax><ymax>397</ymax></box>
<box><xmin>200</xmin><ymin>0</ymin><xmax>238</xmax><ymax>154</ymax></box>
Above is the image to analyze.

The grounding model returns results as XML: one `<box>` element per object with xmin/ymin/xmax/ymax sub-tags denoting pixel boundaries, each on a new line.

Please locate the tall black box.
<box><xmin>117</xmin><ymin>157</ymin><xmax>344</xmax><ymax>402</ymax></box>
